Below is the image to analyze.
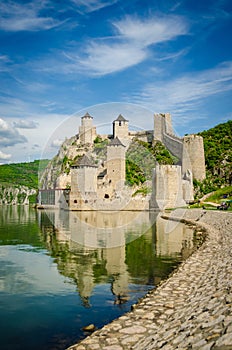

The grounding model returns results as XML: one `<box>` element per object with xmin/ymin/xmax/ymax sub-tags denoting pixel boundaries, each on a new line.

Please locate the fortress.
<box><xmin>38</xmin><ymin>112</ymin><xmax>206</xmax><ymax>211</ymax></box>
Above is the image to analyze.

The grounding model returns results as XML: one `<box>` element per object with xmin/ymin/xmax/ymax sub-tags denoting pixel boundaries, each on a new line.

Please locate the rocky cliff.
<box><xmin>0</xmin><ymin>185</ymin><xmax>37</xmax><ymax>205</ymax></box>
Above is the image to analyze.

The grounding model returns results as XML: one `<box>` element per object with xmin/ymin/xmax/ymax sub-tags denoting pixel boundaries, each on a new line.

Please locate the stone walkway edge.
<box><xmin>67</xmin><ymin>209</ymin><xmax>232</xmax><ymax>350</ymax></box>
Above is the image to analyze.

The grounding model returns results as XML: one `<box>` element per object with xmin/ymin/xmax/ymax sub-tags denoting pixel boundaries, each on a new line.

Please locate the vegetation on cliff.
<box><xmin>0</xmin><ymin>159</ymin><xmax>49</xmax><ymax>204</ymax></box>
<box><xmin>194</xmin><ymin>120</ymin><xmax>232</xmax><ymax>198</ymax></box>
<box><xmin>0</xmin><ymin>159</ymin><xmax>49</xmax><ymax>189</ymax></box>
<box><xmin>126</xmin><ymin>139</ymin><xmax>174</xmax><ymax>186</ymax></box>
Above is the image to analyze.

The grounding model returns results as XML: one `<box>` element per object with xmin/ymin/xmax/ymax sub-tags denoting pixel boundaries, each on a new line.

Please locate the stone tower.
<box><xmin>150</xmin><ymin>165</ymin><xmax>186</xmax><ymax>210</ymax></box>
<box><xmin>106</xmin><ymin>137</ymin><xmax>126</xmax><ymax>191</ymax></box>
<box><xmin>182</xmin><ymin>135</ymin><xmax>206</xmax><ymax>181</ymax></box>
<box><xmin>113</xmin><ymin>114</ymin><xmax>129</xmax><ymax>141</ymax></box>
<box><xmin>79</xmin><ymin>112</ymin><xmax>97</xmax><ymax>144</ymax></box>
<box><xmin>69</xmin><ymin>155</ymin><xmax>98</xmax><ymax>208</ymax></box>
<box><xmin>153</xmin><ymin>113</ymin><xmax>174</xmax><ymax>142</ymax></box>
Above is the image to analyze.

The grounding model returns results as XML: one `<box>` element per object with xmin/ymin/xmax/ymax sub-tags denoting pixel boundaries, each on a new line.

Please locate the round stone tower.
<box><xmin>182</xmin><ymin>135</ymin><xmax>206</xmax><ymax>181</ymax></box>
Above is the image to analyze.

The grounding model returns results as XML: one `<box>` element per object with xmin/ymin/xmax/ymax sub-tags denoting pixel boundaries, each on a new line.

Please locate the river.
<box><xmin>0</xmin><ymin>206</ymin><xmax>195</xmax><ymax>350</ymax></box>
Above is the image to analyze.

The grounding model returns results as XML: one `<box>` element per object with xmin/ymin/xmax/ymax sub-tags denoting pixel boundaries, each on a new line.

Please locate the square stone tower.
<box><xmin>106</xmin><ymin>137</ymin><xmax>126</xmax><ymax>191</ymax></box>
<box><xmin>113</xmin><ymin>114</ymin><xmax>129</xmax><ymax>141</ymax></box>
<box><xmin>70</xmin><ymin>155</ymin><xmax>98</xmax><ymax>209</ymax></box>
<box><xmin>79</xmin><ymin>112</ymin><xmax>97</xmax><ymax>144</ymax></box>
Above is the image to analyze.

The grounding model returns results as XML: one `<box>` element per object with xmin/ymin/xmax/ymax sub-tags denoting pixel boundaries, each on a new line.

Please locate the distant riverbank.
<box><xmin>67</xmin><ymin>209</ymin><xmax>232</xmax><ymax>350</ymax></box>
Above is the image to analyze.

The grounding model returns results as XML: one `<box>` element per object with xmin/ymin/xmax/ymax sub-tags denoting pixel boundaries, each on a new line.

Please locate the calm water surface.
<box><xmin>0</xmin><ymin>206</ymin><xmax>195</xmax><ymax>350</ymax></box>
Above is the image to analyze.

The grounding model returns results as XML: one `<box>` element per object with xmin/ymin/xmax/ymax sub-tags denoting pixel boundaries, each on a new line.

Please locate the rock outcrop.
<box><xmin>0</xmin><ymin>185</ymin><xmax>36</xmax><ymax>205</ymax></box>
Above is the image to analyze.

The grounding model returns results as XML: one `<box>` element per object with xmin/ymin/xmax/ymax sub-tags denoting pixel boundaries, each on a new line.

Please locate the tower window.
<box><xmin>119</xmin><ymin>121</ymin><xmax>121</xmax><ymax>126</ymax></box>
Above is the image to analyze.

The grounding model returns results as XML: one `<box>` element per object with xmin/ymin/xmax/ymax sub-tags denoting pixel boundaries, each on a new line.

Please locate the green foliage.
<box><xmin>205</xmin><ymin>186</ymin><xmax>232</xmax><ymax>203</ymax></box>
<box><xmin>132</xmin><ymin>186</ymin><xmax>151</xmax><ymax>197</ymax></box>
<box><xmin>125</xmin><ymin>139</ymin><xmax>174</xmax><ymax>186</ymax></box>
<box><xmin>198</xmin><ymin>120</ymin><xmax>232</xmax><ymax>185</ymax></box>
<box><xmin>0</xmin><ymin>159</ymin><xmax>49</xmax><ymax>189</ymax></box>
<box><xmin>194</xmin><ymin>120</ymin><xmax>232</xmax><ymax>198</ymax></box>
<box><xmin>126</xmin><ymin>159</ymin><xmax>146</xmax><ymax>186</ymax></box>
<box><xmin>93</xmin><ymin>136</ymin><xmax>109</xmax><ymax>150</ymax></box>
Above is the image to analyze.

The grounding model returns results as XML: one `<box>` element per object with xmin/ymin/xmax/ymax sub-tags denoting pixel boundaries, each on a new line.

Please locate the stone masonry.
<box><xmin>67</xmin><ymin>209</ymin><xmax>232</xmax><ymax>350</ymax></box>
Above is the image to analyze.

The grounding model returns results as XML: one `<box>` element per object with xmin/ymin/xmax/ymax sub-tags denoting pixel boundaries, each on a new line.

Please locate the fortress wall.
<box><xmin>163</xmin><ymin>133</ymin><xmax>183</xmax><ymax>161</ymax></box>
<box><xmin>154</xmin><ymin>113</ymin><xmax>183</xmax><ymax>161</ymax></box>
<box><xmin>129</xmin><ymin>130</ymin><xmax>153</xmax><ymax>143</ymax></box>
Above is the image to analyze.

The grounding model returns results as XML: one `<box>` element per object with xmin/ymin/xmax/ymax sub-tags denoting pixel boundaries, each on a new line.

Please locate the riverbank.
<box><xmin>67</xmin><ymin>209</ymin><xmax>232</xmax><ymax>350</ymax></box>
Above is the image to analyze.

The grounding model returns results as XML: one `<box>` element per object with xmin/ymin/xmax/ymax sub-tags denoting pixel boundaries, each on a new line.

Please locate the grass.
<box><xmin>190</xmin><ymin>186</ymin><xmax>232</xmax><ymax>211</ymax></box>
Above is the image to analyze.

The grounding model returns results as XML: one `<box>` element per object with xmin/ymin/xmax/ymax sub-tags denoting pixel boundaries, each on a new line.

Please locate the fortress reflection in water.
<box><xmin>38</xmin><ymin>209</ymin><xmax>195</xmax><ymax>307</ymax></box>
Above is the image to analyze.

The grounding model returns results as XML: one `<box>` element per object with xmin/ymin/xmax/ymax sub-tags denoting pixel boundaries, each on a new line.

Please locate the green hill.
<box><xmin>0</xmin><ymin>159</ymin><xmax>49</xmax><ymax>189</ymax></box>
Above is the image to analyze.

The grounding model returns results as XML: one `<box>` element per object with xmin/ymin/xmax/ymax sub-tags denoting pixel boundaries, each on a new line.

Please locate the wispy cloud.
<box><xmin>0</xmin><ymin>1</ymin><xmax>64</xmax><ymax>32</ymax></box>
<box><xmin>13</xmin><ymin>120</ymin><xmax>39</xmax><ymax>129</ymax></box>
<box><xmin>131</xmin><ymin>61</ymin><xmax>232</xmax><ymax>125</ymax></box>
<box><xmin>71</xmin><ymin>0</ymin><xmax>118</xmax><ymax>13</ymax></box>
<box><xmin>76</xmin><ymin>15</ymin><xmax>188</xmax><ymax>76</ymax></box>
<box><xmin>113</xmin><ymin>15</ymin><xmax>187</xmax><ymax>46</ymax></box>
<box><xmin>79</xmin><ymin>42</ymin><xmax>148</xmax><ymax>75</ymax></box>
<box><xmin>0</xmin><ymin>118</ymin><xmax>27</xmax><ymax>146</ymax></box>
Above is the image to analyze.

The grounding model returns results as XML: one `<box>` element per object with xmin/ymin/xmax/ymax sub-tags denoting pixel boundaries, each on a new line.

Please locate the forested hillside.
<box><xmin>0</xmin><ymin>159</ymin><xmax>49</xmax><ymax>204</ymax></box>
<box><xmin>194</xmin><ymin>120</ymin><xmax>232</xmax><ymax>196</ymax></box>
<box><xmin>0</xmin><ymin>159</ymin><xmax>49</xmax><ymax>188</ymax></box>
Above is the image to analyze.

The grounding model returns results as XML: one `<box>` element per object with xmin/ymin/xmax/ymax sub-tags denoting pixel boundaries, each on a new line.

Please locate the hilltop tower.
<box><xmin>153</xmin><ymin>113</ymin><xmax>174</xmax><ymax>142</ymax></box>
<box><xmin>113</xmin><ymin>114</ymin><xmax>129</xmax><ymax>141</ymax></box>
<box><xmin>79</xmin><ymin>112</ymin><xmax>97</xmax><ymax>144</ymax></box>
<box><xmin>106</xmin><ymin>137</ymin><xmax>126</xmax><ymax>191</ymax></box>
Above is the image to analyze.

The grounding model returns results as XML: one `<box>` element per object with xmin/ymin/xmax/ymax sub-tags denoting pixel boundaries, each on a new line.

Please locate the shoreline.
<box><xmin>67</xmin><ymin>208</ymin><xmax>232</xmax><ymax>350</ymax></box>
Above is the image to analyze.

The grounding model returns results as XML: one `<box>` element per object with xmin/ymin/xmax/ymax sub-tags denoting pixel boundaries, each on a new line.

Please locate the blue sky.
<box><xmin>0</xmin><ymin>0</ymin><xmax>232</xmax><ymax>163</ymax></box>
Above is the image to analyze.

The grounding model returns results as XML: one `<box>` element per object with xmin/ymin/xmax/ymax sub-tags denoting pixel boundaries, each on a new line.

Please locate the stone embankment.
<box><xmin>67</xmin><ymin>209</ymin><xmax>232</xmax><ymax>350</ymax></box>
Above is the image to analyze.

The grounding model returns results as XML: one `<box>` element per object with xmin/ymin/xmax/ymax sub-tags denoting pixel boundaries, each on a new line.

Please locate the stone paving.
<box><xmin>67</xmin><ymin>209</ymin><xmax>232</xmax><ymax>350</ymax></box>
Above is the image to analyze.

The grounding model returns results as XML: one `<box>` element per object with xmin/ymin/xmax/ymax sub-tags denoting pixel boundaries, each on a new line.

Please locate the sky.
<box><xmin>0</xmin><ymin>0</ymin><xmax>232</xmax><ymax>163</ymax></box>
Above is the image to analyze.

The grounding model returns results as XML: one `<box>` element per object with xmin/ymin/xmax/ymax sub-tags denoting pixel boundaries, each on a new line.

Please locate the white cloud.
<box><xmin>13</xmin><ymin>120</ymin><xmax>39</xmax><ymax>129</ymax></box>
<box><xmin>79</xmin><ymin>42</ymin><xmax>148</xmax><ymax>75</ymax></box>
<box><xmin>113</xmin><ymin>15</ymin><xmax>187</xmax><ymax>46</ymax></box>
<box><xmin>0</xmin><ymin>150</ymin><xmax>11</xmax><ymax>160</ymax></box>
<box><xmin>131</xmin><ymin>61</ymin><xmax>232</xmax><ymax>126</ymax></box>
<box><xmin>71</xmin><ymin>0</ymin><xmax>118</xmax><ymax>13</ymax></box>
<box><xmin>0</xmin><ymin>118</ymin><xmax>27</xmax><ymax>146</ymax></box>
<box><xmin>0</xmin><ymin>1</ymin><xmax>64</xmax><ymax>32</ymax></box>
<box><xmin>51</xmin><ymin>139</ymin><xmax>64</xmax><ymax>148</ymax></box>
<box><xmin>77</xmin><ymin>15</ymin><xmax>188</xmax><ymax>76</ymax></box>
